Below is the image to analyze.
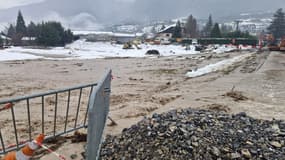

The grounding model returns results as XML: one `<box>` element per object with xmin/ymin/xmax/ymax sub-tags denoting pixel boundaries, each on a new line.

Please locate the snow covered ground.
<box><xmin>212</xmin><ymin>45</ymin><xmax>237</xmax><ymax>54</ymax></box>
<box><xmin>0</xmin><ymin>39</ymin><xmax>255</xmax><ymax>62</ymax></box>
<box><xmin>0</xmin><ymin>40</ymin><xmax>199</xmax><ymax>61</ymax></box>
<box><xmin>211</xmin><ymin>45</ymin><xmax>254</xmax><ymax>54</ymax></box>
<box><xmin>0</xmin><ymin>49</ymin><xmax>42</xmax><ymax>61</ymax></box>
<box><xmin>186</xmin><ymin>53</ymin><xmax>253</xmax><ymax>78</ymax></box>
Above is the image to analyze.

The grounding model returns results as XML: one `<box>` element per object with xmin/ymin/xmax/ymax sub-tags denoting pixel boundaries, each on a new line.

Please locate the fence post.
<box><xmin>87</xmin><ymin>69</ymin><xmax>111</xmax><ymax>160</ymax></box>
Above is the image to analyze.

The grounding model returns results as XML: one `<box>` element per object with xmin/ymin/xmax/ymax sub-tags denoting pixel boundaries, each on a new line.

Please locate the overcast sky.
<box><xmin>0</xmin><ymin>0</ymin><xmax>44</xmax><ymax>10</ymax></box>
<box><xmin>0</xmin><ymin>0</ymin><xmax>284</xmax><ymax>30</ymax></box>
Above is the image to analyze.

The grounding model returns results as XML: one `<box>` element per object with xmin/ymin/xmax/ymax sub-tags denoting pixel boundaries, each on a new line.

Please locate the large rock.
<box><xmin>145</xmin><ymin>50</ymin><xmax>160</xmax><ymax>55</ymax></box>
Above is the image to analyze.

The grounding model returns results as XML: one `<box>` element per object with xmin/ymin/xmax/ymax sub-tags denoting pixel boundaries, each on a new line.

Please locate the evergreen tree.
<box><xmin>210</xmin><ymin>23</ymin><xmax>222</xmax><ymax>38</ymax></box>
<box><xmin>193</xmin><ymin>18</ymin><xmax>198</xmax><ymax>38</ymax></box>
<box><xmin>7</xmin><ymin>24</ymin><xmax>16</xmax><ymax>38</ymax></box>
<box><xmin>36</xmin><ymin>21</ymin><xmax>74</xmax><ymax>46</ymax></box>
<box><xmin>203</xmin><ymin>14</ymin><xmax>213</xmax><ymax>37</ymax></box>
<box><xmin>5</xmin><ymin>10</ymin><xmax>74</xmax><ymax>46</ymax></box>
<box><xmin>185</xmin><ymin>15</ymin><xmax>198</xmax><ymax>38</ymax></box>
<box><xmin>173</xmin><ymin>21</ymin><xmax>182</xmax><ymax>38</ymax></box>
<box><xmin>268</xmin><ymin>8</ymin><xmax>285</xmax><ymax>39</ymax></box>
<box><xmin>13</xmin><ymin>10</ymin><xmax>27</xmax><ymax>45</ymax></box>
<box><xmin>185</xmin><ymin>15</ymin><xmax>192</xmax><ymax>36</ymax></box>
<box><xmin>37</xmin><ymin>22</ymin><xmax>61</xmax><ymax>46</ymax></box>
<box><xmin>63</xmin><ymin>29</ymin><xmax>74</xmax><ymax>44</ymax></box>
<box><xmin>27</xmin><ymin>22</ymin><xmax>38</xmax><ymax>38</ymax></box>
<box><xmin>16</xmin><ymin>10</ymin><xmax>27</xmax><ymax>35</ymax></box>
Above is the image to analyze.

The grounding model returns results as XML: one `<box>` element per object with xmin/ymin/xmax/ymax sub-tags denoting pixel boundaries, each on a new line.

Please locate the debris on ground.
<box><xmin>70</xmin><ymin>154</ymin><xmax>78</xmax><ymax>159</ymax></box>
<box><xmin>223</xmin><ymin>91</ymin><xmax>249</xmax><ymax>101</ymax></box>
<box><xmin>223</xmin><ymin>86</ymin><xmax>249</xmax><ymax>101</ymax></box>
<box><xmin>100</xmin><ymin>109</ymin><xmax>285</xmax><ymax>160</ymax></box>
<box><xmin>71</xmin><ymin>131</ymin><xmax>87</xmax><ymax>143</ymax></box>
<box><xmin>204</xmin><ymin>103</ymin><xmax>231</xmax><ymax>113</ymax></box>
<box><xmin>107</xmin><ymin>116</ymin><xmax>118</xmax><ymax>126</ymax></box>
<box><xmin>240</xmin><ymin>55</ymin><xmax>259</xmax><ymax>73</ymax></box>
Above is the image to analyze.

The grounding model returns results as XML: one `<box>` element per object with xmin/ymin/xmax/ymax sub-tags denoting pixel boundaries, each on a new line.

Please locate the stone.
<box><xmin>272</xmin><ymin>124</ymin><xmax>280</xmax><ymax>133</ymax></box>
<box><xmin>236</xmin><ymin>112</ymin><xmax>247</xmax><ymax>117</ymax></box>
<box><xmin>241</xmin><ymin>149</ymin><xmax>252</xmax><ymax>159</ymax></box>
<box><xmin>191</xmin><ymin>142</ymin><xmax>199</xmax><ymax>147</ymax></box>
<box><xmin>270</xmin><ymin>141</ymin><xmax>282</xmax><ymax>148</ymax></box>
<box><xmin>169</xmin><ymin>126</ymin><xmax>176</xmax><ymax>132</ymax></box>
<box><xmin>230</xmin><ymin>152</ymin><xmax>241</xmax><ymax>159</ymax></box>
<box><xmin>246</xmin><ymin>141</ymin><xmax>254</xmax><ymax>145</ymax></box>
<box><xmin>212</xmin><ymin>146</ymin><xmax>221</xmax><ymax>156</ymax></box>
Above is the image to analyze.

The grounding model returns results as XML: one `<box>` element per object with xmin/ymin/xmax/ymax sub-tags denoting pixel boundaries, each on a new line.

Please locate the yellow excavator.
<box><xmin>123</xmin><ymin>41</ymin><xmax>142</xmax><ymax>49</ymax></box>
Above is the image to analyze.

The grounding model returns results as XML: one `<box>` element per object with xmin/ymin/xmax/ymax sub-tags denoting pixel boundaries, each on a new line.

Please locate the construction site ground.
<box><xmin>0</xmin><ymin>50</ymin><xmax>285</xmax><ymax>159</ymax></box>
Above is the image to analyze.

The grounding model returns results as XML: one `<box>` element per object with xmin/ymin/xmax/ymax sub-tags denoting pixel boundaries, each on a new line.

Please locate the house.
<box><xmin>21</xmin><ymin>37</ymin><xmax>37</xmax><ymax>46</ymax></box>
<box><xmin>0</xmin><ymin>35</ymin><xmax>12</xmax><ymax>47</ymax></box>
<box><xmin>155</xmin><ymin>24</ymin><xmax>176</xmax><ymax>44</ymax></box>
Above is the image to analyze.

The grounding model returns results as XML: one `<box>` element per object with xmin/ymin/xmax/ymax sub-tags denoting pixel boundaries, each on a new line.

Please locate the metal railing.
<box><xmin>0</xmin><ymin>69</ymin><xmax>112</xmax><ymax>159</ymax></box>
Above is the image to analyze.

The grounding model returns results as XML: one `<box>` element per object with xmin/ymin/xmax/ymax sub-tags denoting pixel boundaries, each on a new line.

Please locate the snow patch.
<box><xmin>0</xmin><ymin>50</ymin><xmax>42</xmax><ymax>61</ymax></box>
<box><xmin>186</xmin><ymin>53</ymin><xmax>252</xmax><ymax>78</ymax></box>
<box><xmin>213</xmin><ymin>45</ymin><xmax>237</xmax><ymax>54</ymax></box>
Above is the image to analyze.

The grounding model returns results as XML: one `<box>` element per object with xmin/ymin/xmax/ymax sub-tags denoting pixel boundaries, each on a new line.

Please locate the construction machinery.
<box><xmin>123</xmin><ymin>41</ymin><xmax>142</xmax><ymax>50</ymax></box>
<box><xmin>279</xmin><ymin>39</ymin><xmax>285</xmax><ymax>51</ymax></box>
<box><xmin>267</xmin><ymin>34</ymin><xmax>285</xmax><ymax>51</ymax></box>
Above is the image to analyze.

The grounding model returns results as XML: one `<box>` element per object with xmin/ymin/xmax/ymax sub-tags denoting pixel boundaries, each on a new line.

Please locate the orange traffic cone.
<box><xmin>4</xmin><ymin>134</ymin><xmax>45</xmax><ymax>160</ymax></box>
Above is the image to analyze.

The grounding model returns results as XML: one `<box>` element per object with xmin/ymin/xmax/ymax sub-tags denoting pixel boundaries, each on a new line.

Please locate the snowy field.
<box><xmin>0</xmin><ymin>39</ymin><xmax>254</xmax><ymax>62</ymax></box>
<box><xmin>0</xmin><ymin>40</ymin><xmax>200</xmax><ymax>61</ymax></box>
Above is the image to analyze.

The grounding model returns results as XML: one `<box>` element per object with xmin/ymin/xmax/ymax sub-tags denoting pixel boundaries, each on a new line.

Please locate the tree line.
<box><xmin>172</xmin><ymin>8</ymin><xmax>285</xmax><ymax>41</ymax></box>
<box><xmin>2</xmin><ymin>11</ymin><xmax>76</xmax><ymax>47</ymax></box>
<box><xmin>171</xmin><ymin>14</ymin><xmax>256</xmax><ymax>39</ymax></box>
<box><xmin>156</xmin><ymin>9</ymin><xmax>285</xmax><ymax>45</ymax></box>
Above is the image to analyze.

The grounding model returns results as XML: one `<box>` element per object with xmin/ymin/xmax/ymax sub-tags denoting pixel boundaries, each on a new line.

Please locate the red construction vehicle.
<box><xmin>279</xmin><ymin>38</ymin><xmax>285</xmax><ymax>51</ymax></box>
<box><xmin>267</xmin><ymin>34</ymin><xmax>285</xmax><ymax>51</ymax></box>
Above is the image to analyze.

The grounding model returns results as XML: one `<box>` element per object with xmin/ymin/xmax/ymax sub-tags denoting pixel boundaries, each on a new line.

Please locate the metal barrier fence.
<box><xmin>87</xmin><ymin>69</ymin><xmax>111</xmax><ymax>160</ymax></box>
<box><xmin>0</xmin><ymin>69</ymin><xmax>112</xmax><ymax>159</ymax></box>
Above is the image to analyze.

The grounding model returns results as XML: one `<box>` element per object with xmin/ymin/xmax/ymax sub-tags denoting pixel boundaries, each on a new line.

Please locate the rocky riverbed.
<box><xmin>100</xmin><ymin>109</ymin><xmax>285</xmax><ymax>160</ymax></box>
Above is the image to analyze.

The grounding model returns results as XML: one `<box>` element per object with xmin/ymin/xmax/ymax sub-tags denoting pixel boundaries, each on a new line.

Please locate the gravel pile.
<box><xmin>100</xmin><ymin>109</ymin><xmax>285</xmax><ymax>160</ymax></box>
